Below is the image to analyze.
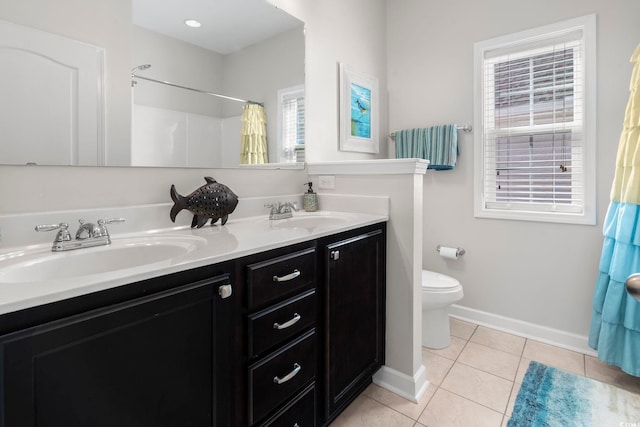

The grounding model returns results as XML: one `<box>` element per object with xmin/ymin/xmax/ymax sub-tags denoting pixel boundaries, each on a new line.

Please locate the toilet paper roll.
<box><xmin>439</xmin><ymin>246</ymin><xmax>459</xmax><ymax>260</ymax></box>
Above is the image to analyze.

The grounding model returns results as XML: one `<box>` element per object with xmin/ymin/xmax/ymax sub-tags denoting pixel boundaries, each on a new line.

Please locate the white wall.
<box><xmin>387</xmin><ymin>0</ymin><xmax>640</xmax><ymax>341</ymax></box>
<box><xmin>0</xmin><ymin>165</ymin><xmax>306</xmax><ymax>217</ymax></box>
<box><xmin>271</xmin><ymin>0</ymin><xmax>389</xmax><ymax>162</ymax></box>
<box><xmin>223</xmin><ymin>27</ymin><xmax>305</xmax><ymax>160</ymax></box>
<box><xmin>132</xmin><ymin>26</ymin><xmax>225</xmax><ymax>118</ymax></box>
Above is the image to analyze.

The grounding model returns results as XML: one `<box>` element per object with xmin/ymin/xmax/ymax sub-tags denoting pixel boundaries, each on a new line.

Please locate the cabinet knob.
<box><xmin>218</xmin><ymin>284</ymin><xmax>233</xmax><ymax>299</ymax></box>
<box><xmin>331</xmin><ymin>250</ymin><xmax>340</xmax><ymax>260</ymax></box>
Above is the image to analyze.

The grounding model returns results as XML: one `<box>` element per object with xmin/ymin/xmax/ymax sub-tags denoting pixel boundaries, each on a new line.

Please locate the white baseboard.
<box><xmin>449</xmin><ymin>304</ymin><xmax>597</xmax><ymax>357</ymax></box>
<box><xmin>372</xmin><ymin>364</ymin><xmax>429</xmax><ymax>403</ymax></box>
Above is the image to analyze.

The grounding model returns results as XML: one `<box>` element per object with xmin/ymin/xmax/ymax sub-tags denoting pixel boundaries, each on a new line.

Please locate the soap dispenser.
<box><xmin>303</xmin><ymin>182</ymin><xmax>318</xmax><ymax>212</ymax></box>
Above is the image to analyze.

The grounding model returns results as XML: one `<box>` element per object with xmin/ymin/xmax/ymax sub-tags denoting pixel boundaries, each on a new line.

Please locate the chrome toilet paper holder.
<box><xmin>437</xmin><ymin>245</ymin><xmax>466</xmax><ymax>257</ymax></box>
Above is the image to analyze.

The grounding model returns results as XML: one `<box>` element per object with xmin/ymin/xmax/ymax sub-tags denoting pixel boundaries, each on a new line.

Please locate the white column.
<box><xmin>307</xmin><ymin>159</ymin><xmax>429</xmax><ymax>401</ymax></box>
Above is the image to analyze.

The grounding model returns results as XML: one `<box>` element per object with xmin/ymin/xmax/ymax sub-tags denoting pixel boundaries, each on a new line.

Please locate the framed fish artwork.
<box><xmin>339</xmin><ymin>63</ymin><xmax>379</xmax><ymax>154</ymax></box>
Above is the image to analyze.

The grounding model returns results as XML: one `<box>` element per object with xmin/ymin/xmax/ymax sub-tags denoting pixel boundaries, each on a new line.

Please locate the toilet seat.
<box><xmin>422</xmin><ymin>270</ymin><xmax>461</xmax><ymax>292</ymax></box>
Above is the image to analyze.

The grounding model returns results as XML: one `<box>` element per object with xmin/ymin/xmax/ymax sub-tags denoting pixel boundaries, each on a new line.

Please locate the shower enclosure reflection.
<box><xmin>130</xmin><ymin>64</ymin><xmax>271</xmax><ymax>167</ymax></box>
<box><xmin>130</xmin><ymin>4</ymin><xmax>305</xmax><ymax>168</ymax></box>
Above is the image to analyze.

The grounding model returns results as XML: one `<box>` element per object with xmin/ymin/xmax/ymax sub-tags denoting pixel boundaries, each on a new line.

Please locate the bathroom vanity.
<box><xmin>0</xmin><ymin>213</ymin><xmax>386</xmax><ymax>426</ymax></box>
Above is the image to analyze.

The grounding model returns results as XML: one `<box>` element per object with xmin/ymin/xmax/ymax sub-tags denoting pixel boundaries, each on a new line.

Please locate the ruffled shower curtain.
<box><xmin>240</xmin><ymin>103</ymin><xmax>268</xmax><ymax>164</ymax></box>
<box><xmin>589</xmin><ymin>43</ymin><xmax>640</xmax><ymax>377</ymax></box>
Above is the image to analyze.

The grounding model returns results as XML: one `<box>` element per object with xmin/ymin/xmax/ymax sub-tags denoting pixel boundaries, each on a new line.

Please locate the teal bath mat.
<box><xmin>509</xmin><ymin>361</ymin><xmax>640</xmax><ymax>426</ymax></box>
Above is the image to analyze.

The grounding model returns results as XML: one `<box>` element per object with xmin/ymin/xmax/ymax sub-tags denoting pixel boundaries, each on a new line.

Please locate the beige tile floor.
<box><xmin>330</xmin><ymin>318</ymin><xmax>640</xmax><ymax>427</ymax></box>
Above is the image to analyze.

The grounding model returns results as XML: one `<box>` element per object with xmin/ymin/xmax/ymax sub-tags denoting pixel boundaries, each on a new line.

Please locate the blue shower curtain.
<box><xmin>589</xmin><ymin>43</ymin><xmax>640</xmax><ymax>377</ymax></box>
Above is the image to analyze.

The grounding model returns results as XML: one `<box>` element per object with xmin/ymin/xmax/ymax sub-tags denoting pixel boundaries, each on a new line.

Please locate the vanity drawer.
<box><xmin>248</xmin><ymin>329</ymin><xmax>316</xmax><ymax>425</ymax></box>
<box><xmin>247</xmin><ymin>247</ymin><xmax>316</xmax><ymax>310</ymax></box>
<box><xmin>259</xmin><ymin>382</ymin><xmax>316</xmax><ymax>427</ymax></box>
<box><xmin>248</xmin><ymin>289</ymin><xmax>316</xmax><ymax>358</ymax></box>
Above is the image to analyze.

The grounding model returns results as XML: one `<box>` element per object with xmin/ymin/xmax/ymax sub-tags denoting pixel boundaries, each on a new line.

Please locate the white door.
<box><xmin>0</xmin><ymin>20</ymin><xmax>105</xmax><ymax>165</ymax></box>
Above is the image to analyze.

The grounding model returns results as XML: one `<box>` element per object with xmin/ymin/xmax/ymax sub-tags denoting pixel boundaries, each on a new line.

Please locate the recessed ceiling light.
<box><xmin>184</xmin><ymin>19</ymin><xmax>202</xmax><ymax>28</ymax></box>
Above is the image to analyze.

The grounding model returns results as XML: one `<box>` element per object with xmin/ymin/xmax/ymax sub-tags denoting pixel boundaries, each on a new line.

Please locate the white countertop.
<box><xmin>0</xmin><ymin>210</ymin><xmax>387</xmax><ymax>315</ymax></box>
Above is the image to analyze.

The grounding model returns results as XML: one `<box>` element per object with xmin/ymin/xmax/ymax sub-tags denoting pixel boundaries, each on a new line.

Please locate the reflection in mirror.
<box><xmin>131</xmin><ymin>0</ymin><xmax>305</xmax><ymax>168</ymax></box>
<box><xmin>0</xmin><ymin>19</ymin><xmax>106</xmax><ymax>166</ymax></box>
<box><xmin>0</xmin><ymin>0</ymin><xmax>304</xmax><ymax>168</ymax></box>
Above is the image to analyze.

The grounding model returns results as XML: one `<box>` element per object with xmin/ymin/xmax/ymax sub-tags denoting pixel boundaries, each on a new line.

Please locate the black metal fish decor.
<box><xmin>170</xmin><ymin>177</ymin><xmax>239</xmax><ymax>228</ymax></box>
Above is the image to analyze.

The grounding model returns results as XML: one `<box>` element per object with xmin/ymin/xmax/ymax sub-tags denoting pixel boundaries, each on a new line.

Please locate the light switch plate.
<box><xmin>318</xmin><ymin>175</ymin><xmax>335</xmax><ymax>190</ymax></box>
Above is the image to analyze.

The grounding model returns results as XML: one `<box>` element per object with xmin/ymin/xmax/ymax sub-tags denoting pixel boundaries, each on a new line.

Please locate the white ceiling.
<box><xmin>132</xmin><ymin>0</ymin><xmax>303</xmax><ymax>55</ymax></box>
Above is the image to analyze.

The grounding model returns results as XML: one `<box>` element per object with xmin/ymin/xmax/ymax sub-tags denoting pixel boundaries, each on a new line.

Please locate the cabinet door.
<box><xmin>324</xmin><ymin>228</ymin><xmax>385</xmax><ymax>418</ymax></box>
<box><xmin>0</xmin><ymin>274</ymin><xmax>233</xmax><ymax>427</ymax></box>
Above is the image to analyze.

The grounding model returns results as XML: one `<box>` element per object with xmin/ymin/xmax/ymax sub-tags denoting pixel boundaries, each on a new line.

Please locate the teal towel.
<box><xmin>395</xmin><ymin>124</ymin><xmax>458</xmax><ymax>170</ymax></box>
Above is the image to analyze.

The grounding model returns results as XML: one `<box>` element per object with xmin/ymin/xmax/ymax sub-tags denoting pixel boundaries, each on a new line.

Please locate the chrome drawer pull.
<box><xmin>273</xmin><ymin>363</ymin><xmax>301</xmax><ymax>384</ymax></box>
<box><xmin>273</xmin><ymin>313</ymin><xmax>301</xmax><ymax>330</ymax></box>
<box><xmin>273</xmin><ymin>269</ymin><xmax>300</xmax><ymax>282</ymax></box>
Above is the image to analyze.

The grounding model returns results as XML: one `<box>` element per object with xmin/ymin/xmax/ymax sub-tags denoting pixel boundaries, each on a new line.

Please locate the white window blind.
<box><xmin>279</xmin><ymin>85</ymin><xmax>305</xmax><ymax>163</ymax></box>
<box><xmin>474</xmin><ymin>15</ymin><xmax>596</xmax><ymax>224</ymax></box>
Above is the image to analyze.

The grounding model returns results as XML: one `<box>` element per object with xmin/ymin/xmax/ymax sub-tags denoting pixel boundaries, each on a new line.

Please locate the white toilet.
<box><xmin>421</xmin><ymin>270</ymin><xmax>464</xmax><ymax>349</ymax></box>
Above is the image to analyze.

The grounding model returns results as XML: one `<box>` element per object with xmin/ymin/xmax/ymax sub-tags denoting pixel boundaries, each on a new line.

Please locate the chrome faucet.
<box><xmin>36</xmin><ymin>218</ymin><xmax>124</xmax><ymax>252</ymax></box>
<box><xmin>76</xmin><ymin>219</ymin><xmax>101</xmax><ymax>240</ymax></box>
<box><xmin>265</xmin><ymin>202</ymin><xmax>298</xmax><ymax>220</ymax></box>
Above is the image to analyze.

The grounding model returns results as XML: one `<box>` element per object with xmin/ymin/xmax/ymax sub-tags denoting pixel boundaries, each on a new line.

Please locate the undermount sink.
<box><xmin>0</xmin><ymin>235</ymin><xmax>207</xmax><ymax>283</ymax></box>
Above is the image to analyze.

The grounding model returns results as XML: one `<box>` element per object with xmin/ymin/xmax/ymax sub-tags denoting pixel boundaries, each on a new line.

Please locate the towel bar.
<box><xmin>389</xmin><ymin>124</ymin><xmax>472</xmax><ymax>140</ymax></box>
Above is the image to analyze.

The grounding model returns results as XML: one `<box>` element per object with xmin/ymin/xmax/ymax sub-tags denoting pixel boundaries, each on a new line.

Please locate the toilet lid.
<box><xmin>422</xmin><ymin>270</ymin><xmax>461</xmax><ymax>290</ymax></box>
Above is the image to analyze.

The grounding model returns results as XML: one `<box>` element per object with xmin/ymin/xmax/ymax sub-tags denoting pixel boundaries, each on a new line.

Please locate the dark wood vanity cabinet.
<box><xmin>0</xmin><ymin>266</ymin><xmax>236</xmax><ymax>427</ymax></box>
<box><xmin>0</xmin><ymin>222</ymin><xmax>386</xmax><ymax>426</ymax></box>
<box><xmin>239</xmin><ymin>223</ymin><xmax>386</xmax><ymax>426</ymax></box>
<box><xmin>321</xmin><ymin>225</ymin><xmax>386</xmax><ymax>423</ymax></box>
<box><xmin>242</xmin><ymin>245</ymin><xmax>319</xmax><ymax>426</ymax></box>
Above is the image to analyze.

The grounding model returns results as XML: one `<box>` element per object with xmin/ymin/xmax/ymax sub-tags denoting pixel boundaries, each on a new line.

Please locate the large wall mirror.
<box><xmin>0</xmin><ymin>0</ymin><xmax>305</xmax><ymax>168</ymax></box>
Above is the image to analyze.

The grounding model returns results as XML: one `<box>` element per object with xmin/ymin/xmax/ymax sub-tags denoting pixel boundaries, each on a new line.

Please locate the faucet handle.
<box><xmin>264</xmin><ymin>203</ymin><xmax>279</xmax><ymax>213</ymax></box>
<box><xmin>96</xmin><ymin>218</ymin><xmax>125</xmax><ymax>237</ymax></box>
<box><xmin>284</xmin><ymin>202</ymin><xmax>299</xmax><ymax>212</ymax></box>
<box><xmin>35</xmin><ymin>222</ymin><xmax>71</xmax><ymax>243</ymax></box>
<box><xmin>35</xmin><ymin>222</ymin><xmax>68</xmax><ymax>232</ymax></box>
<box><xmin>98</xmin><ymin>218</ymin><xmax>125</xmax><ymax>225</ymax></box>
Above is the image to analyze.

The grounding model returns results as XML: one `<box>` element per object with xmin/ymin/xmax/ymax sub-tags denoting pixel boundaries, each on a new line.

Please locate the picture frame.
<box><xmin>339</xmin><ymin>63</ymin><xmax>379</xmax><ymax>153</ymax></box>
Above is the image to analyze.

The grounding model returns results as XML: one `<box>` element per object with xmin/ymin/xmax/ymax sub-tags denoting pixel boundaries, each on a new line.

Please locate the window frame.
<box><xmin>277</xmin><ymin>84</ymin><xmax>305</xmax><ymax>163</ymax></box>
<box><xmin>473</xmin><ymin>14</ymin><xmax>597</xmax><ymax>225</ymax></box>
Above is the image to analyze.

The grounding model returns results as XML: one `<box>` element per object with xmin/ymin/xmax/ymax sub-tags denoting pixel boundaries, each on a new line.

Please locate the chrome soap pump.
<box><xmin>303</xmin><ymin>182</ymin><xmax>318</xmax><ymax>212</ymax></box>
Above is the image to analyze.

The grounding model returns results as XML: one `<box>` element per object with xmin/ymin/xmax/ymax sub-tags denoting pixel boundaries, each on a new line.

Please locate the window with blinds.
<box><xmin>278</xmin><ymin>85</ymin><xmax>305</xmax><ymax>163</ymax></box>
<box><xmin>473</xmin><ymin>14</ymin><xmax>596</xmax><ymax>224</ymax></box>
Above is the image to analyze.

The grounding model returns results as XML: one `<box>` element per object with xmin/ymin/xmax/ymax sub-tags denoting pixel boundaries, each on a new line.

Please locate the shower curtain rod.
<box><xmin>389</xmin><ymin>124</ymin><xmax>472</xmax><ymax>139</ymax></box>
<box><xmin>132</xmin><ymin>75</ymin><xmax>263</xmax><ymax>106</ymax></box>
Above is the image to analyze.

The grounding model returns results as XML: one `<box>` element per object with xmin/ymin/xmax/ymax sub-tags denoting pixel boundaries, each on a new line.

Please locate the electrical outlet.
<box><xmin>318</xmin><ymin>175</ymin><xmax>335</xmax><ymax>190</ymax></box>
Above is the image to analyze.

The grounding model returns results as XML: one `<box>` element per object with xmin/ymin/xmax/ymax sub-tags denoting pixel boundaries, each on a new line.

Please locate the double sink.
<box><xmin>0</xmin><ymin>212</ymin><xmax>353</xmax><ymax>285</ymax></box>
